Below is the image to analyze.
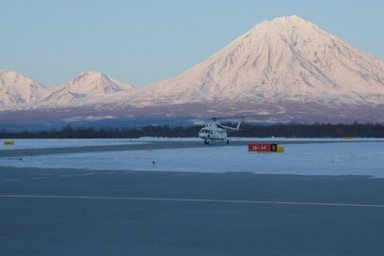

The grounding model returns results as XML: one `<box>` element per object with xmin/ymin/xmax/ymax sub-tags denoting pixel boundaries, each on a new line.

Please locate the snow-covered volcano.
<box><xmin>0</xmin><ymin>70</ymin><xmax>51</xmax><ymax>109</ymax></box>
<box><xmin>134</xmin><ymin>15</ymin><xmax>384</xmax><ymax>109</ymax></box>
<box><xmin>42</xmin><ymin>71</ymin><xmax>135</xmax><ymax>107</ymax></box>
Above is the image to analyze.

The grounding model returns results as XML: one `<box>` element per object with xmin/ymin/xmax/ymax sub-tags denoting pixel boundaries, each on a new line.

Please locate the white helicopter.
<box><xmin>198</xmin><ymin>118</ymin><xmax>242</xmax><ymax>144</ymax></box>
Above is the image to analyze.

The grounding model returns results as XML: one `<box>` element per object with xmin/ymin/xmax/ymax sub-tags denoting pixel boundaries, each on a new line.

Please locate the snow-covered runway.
<box><xmin>1</xmin><ymin>138</ymin><xmax>384</xmax><ymax>177</ymax></box>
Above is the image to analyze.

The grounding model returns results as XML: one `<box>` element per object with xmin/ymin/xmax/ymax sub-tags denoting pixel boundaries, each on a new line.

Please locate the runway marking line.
<box><xmin>80</xmin><ymin>173</ymin><xmax>95</xmax><ymax>176</ymax></box>
<box><xmin>32</xmin><ymin>176</ymin><xmax>46</xmax><ymax>180</ymax></box>
<box><xmin>58</xmin><ymin>175</ymin><xmax>72</xmax><ymax>178</ymax></box>
<box><xmin>0</xmin><ymin>194</ymin><xmax>384</xmax><ymax>209</ymax></box>
<box><xmin>2</xmin><ymin>179</ymin><xmax>19</xmax><ymax>182</ymax></box>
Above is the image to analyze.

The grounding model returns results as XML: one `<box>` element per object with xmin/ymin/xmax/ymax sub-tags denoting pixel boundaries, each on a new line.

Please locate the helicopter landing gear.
<box><xmin>204</xmin><ymin>140</ymin><xmax>210</xmax><ymax>145</ymax></box>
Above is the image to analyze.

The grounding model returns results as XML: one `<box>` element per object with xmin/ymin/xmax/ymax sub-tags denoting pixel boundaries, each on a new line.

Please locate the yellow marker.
<box><xmin>277</xmin><ymin>146</ymin><xmax>285</xmax><ymax>153</ymax></box>
<box><xmin>3</xmin><ymin>140</ymin><xmax>14</xmax><ymax>145</ymax></box>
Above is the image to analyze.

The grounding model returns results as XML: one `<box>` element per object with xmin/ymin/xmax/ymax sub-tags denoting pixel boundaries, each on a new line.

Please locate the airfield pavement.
<box><xmin>1</xmin><ymin>140</ymin><xmax>384</xmax><ymax>255</ymax></box>
<box><xmin>0</xmin><ymin>138</ymin><xmax>366</xmax><ymax>157</ymax></box>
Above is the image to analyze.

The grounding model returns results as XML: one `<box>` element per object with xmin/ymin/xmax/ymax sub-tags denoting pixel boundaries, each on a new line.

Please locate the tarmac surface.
<box><xmin>0</xmin><ymin>138</ymin><xmax>369</xmax><ymax>158</ymax></box>
<box><xmin>1</xmin><ymin>140</ymin><xmax>384</xmax><ymax>255</ymax></box>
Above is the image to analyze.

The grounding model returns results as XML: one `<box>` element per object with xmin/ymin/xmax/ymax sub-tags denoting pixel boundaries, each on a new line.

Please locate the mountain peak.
<box><xmin>271</xmin><ymin>15</ymin><xmax>307</xmax><ymax>23</ymax></box>
<box><xmin>74</xmin><ymin>71</ymin><xmax>106</xmax><ymax>81</ymax></box>
<box><xmin>136</xmin><ymin>15</ymin><xmax>384</xmax><ymax>110</ymax></box>
<box><xmin>41</xmin><ymin>71</ymin><xmax>135</xmax><ymax>107</ymax></box>
<box><xmin>72</xmin><ymin>71</ymin><xmax>109</xmax><ymax>85</ymax></box>
<box><xmin>248</xmin><ymin>15</ymin><xmax>322</xmax><ymax>39</ymax></box>
<box><xmin>0</xmin><ymin>69</ymin><xmax>49</xmax><ymax>108</ymax></box>
<box><xmin>67</xmin><ymin>71</ymin><xmax>134</xmax><ymax>93</ymax></box>
<box><xmin>1</xmin><ymin>69</ymin><xmax>33</xmax><ymax>83</ymax></box>
<box><xmin>255</xmin><ymin>15</ymin><xmax>306</xmax><ymax>27</ymax></box>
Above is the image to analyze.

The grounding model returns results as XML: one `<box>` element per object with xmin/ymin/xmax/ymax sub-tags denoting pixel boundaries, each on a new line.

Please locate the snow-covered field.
<box><xmin>1</xmin><ymin>138</ymin><xmax>384</xmax><ymax>178</ymax></box>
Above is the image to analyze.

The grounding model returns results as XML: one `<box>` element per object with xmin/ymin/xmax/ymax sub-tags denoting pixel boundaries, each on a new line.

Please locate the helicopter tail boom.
<box><xmin>219</xmin><ymin>121</ymin><xmax>241</xmax><ymax>131</ymax></box>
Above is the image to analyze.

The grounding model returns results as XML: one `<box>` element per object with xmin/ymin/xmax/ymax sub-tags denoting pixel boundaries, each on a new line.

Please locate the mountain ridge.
<box><xmin>0</xmin><ymin>71</ymin><xmax>135</xmax><ymax>109</ymax></box>
<box><xmin>1</xmin><ymin>15</ymin><xmax>384</xmax><ymax>124</ymax></box>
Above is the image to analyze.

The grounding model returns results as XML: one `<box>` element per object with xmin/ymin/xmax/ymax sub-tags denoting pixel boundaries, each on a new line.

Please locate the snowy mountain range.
<box><xmin>0</xmin><ymin>71</ymin><xmax>135</xmax><ymax>109</ymax></box>
<box><xmin>1</xmin><ymin>15</ymin><xmax>384</xmax><ymax>125</ymax></box>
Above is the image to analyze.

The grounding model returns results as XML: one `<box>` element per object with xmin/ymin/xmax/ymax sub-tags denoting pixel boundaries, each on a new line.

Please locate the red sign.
<box><xmin>248</xmin><ymin>144</ymin><xmax>277</xmax><ymax>152</ymax></box>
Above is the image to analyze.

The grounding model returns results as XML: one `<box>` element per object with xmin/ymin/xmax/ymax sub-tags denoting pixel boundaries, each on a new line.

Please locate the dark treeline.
<box><xmin>0</xmin><ymin>125</ymin><xmax>202</xmax><ymax>139</ymax></box>
<box><xmin>236</xmin><ymin>123</ymin><xmax>384</xmax><ymax>138</ymax></box>
<box><xmin>1</xmin><ymin>123</ymin><xmax>384</xmax><ymax>138</ymax></box>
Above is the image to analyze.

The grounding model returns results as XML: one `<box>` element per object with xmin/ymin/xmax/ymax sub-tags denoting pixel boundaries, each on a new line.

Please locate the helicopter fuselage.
<box><xmin>198</xmin><ymin>121</ymin><xmax>233</xmax><ymax>144</ymax></box>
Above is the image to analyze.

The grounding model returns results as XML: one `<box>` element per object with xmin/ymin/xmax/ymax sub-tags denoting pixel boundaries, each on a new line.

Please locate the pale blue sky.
<box><xmin>1</xmin><ymin>0</ymin><xmax>383</xmax><ymax>87</ymax></box>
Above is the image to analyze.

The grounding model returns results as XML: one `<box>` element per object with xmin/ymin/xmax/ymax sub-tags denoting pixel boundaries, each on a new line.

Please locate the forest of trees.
<box><xmin>1</xmin><ymin>123</ymin><xmax>384</xmax><ymax>138</ymax></box>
